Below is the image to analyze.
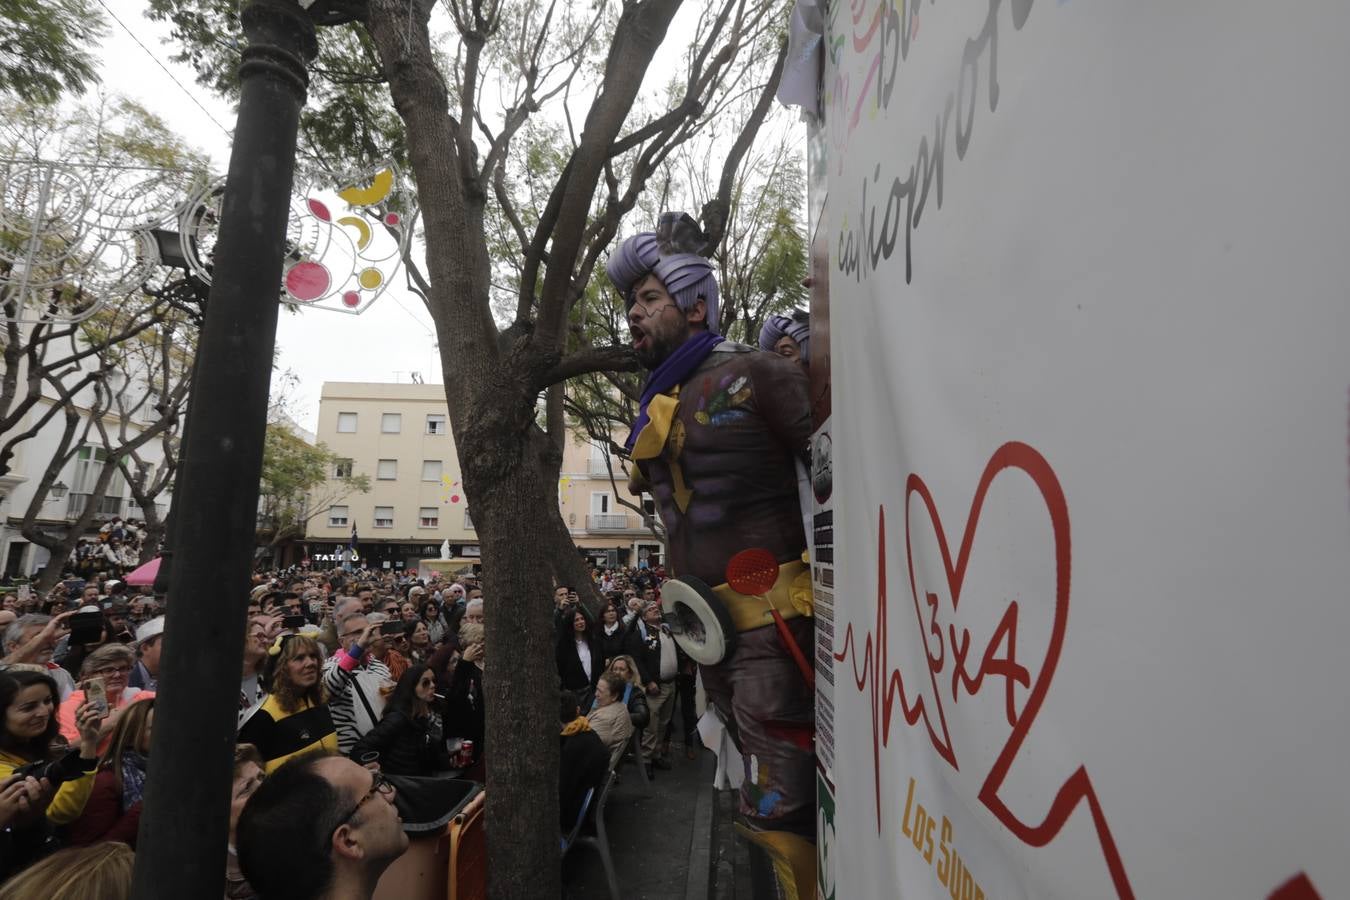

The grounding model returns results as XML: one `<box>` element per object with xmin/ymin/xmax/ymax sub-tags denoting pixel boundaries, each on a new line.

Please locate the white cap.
<box><xmin>134</xmin><ymin>615</ymin><xmax>165</xmax><ymax>646</ymax></box>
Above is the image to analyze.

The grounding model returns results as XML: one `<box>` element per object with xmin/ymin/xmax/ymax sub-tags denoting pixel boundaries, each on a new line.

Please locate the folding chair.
<box><xmin>627</xmin><ymin>729</ymin><xmax>653</xmax><ymax>794</ymax></box>
<box><xmin>448</xmin><ymin>791</ymin><xmax>487</xmax><ymax>900</ymax></box>
<box><xmin>561</xmin><ymin>787</ymin><xmax>595</xmax><ymax>854</ymax></box>
<box><xmin>560</xmin><ymin>771</ymin><xmax>621</xmax><ymax>900</ymax></box>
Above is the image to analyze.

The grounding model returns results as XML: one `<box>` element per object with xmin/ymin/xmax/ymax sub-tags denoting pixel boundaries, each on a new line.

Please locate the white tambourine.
<box><xmin>661</xmin><ymin>576</ymin><xmax>737</xmax><ymax>666</ymax></box>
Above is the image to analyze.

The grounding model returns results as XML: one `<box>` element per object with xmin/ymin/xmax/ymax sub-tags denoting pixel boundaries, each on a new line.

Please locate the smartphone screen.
<box><xmin>282</xmin><ymin>615</ymin><xmax>307</xmax><ymax>630</ymax></box>
<box><xmin>84</xmin><ymin>676</ymin><xmax>108</xmax><ymax>715</ymax></box>
<box><xmin>379</xmin><ymin>621</ymin><xmax>405</xmax><ymax>636</ymax></box>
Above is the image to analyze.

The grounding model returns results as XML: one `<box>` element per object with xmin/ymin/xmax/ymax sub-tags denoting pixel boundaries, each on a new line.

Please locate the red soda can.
<box><xmin>459</xmin><ymin>740</ymin><xmax>474</xmax><ymax>766</ymax></box>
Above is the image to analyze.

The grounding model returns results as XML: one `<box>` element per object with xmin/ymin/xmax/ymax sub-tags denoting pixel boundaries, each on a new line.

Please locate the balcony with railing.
<box><xmin>586</xmin><ymin>513</ymin><xmax>645</xmax><ymax>532</ymax></box>
<box><xmin>66</xmin><ymin>493</ymin><xmax>123</xmax><ymax>520</ymax></box>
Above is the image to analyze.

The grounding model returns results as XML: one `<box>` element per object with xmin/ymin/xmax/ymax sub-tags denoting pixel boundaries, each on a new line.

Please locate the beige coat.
<box><xmin>586</xmin><ymin>701</ymin><xmax>634</xmax><ymax>770</ymax></box>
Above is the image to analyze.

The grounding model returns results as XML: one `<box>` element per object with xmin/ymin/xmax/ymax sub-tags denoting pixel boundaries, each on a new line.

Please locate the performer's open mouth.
<box><xmin>631</xmin><ymin>326</ymin><xmax>649</xmax><ymax>353</ymax></box>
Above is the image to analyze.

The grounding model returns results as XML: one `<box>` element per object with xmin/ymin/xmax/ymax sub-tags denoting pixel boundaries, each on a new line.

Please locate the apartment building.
<box><xmin>1</xmin><ymin>352</ymin><xmax>177</xmax><ymax>580</ymax></box>
<box><xmin>305</xmin><ymin>382</ymin><xmax>663</xmax><ymax>574</ymax></box>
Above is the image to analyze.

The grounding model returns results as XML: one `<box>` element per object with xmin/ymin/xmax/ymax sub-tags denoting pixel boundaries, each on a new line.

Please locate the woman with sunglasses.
<box><xmin>238</xmin><ymin>635</ymin><xmax>338</xmax><ymax>773</ymax></box>
<box><xmin>351</xmin><ymin>665</ymin><xmax>453</xmax><ymax>776</ymax></box>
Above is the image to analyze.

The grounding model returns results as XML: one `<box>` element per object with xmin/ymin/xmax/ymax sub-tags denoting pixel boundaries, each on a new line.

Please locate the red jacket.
<box><xmin>66</xmin><ymin>767</ymin><xmax>142</xmax><ymax>848</ymax></box>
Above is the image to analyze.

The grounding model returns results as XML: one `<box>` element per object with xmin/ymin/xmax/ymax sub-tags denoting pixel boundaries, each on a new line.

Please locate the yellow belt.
<box><xmin>711</xmin><ymin>559</ymin><xmax>814</xmax><ymax>634</ymax></box>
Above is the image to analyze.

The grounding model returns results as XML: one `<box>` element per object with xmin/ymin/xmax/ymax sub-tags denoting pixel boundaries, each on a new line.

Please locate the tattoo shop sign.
<box><xmin>819</xmin><ymin>1</ymin><xmax>1350</xmax><ymax>898</ymax></box>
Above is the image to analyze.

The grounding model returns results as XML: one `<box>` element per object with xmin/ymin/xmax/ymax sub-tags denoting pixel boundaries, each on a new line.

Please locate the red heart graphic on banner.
<box><xmin>836</xmin><ymin>442</ymin><xmax>1135</xmax><ymax>898</ymax></box>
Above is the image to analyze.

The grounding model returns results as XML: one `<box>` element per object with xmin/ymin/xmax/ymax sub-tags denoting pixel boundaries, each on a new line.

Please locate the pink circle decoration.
<box><xmin>384</xmin><ymin>212</ymin><xmax>401</xmax><ymax>226</ymax></box>
<box><xmin>342</xmin><ymin>291</ymin><xmax>361</xmax><ymax>308</ymax></box>
<box><xmin>284</xmin><ymin>261</ymin><xmax>330</xmax><ymax>302</ymax></box>
<box><xmin>450</xmin><ymin>495</ymin><xmax>461</xmax><ymax>503</ymax></box>
<box><xmin>307</xmin><ymin>198</ymin><xmax>332</xmax><ymax>222</ymax></box>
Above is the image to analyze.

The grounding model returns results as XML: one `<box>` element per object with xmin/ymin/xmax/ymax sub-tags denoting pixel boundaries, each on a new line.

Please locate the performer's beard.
<box><xmin>631</xmin><ymin>319</ymin><xmax>686</xmax><ymax>369</ymax></box>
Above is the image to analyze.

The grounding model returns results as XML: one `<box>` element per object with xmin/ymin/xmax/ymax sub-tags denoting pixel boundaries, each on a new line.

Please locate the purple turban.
<box><xmin>759</xmin><ymin>311</ymin><xmax>810</xmax><ymax>363</ymax></box>
<box><xmin>605</xmin><ymin>212</ymin><xmax>721</xmax><ymax>335</ymax></box>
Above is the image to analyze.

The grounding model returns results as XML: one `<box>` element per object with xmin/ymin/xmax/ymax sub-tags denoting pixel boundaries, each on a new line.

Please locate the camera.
<box><xmin>13</xmin><ymin>749</ymin><xmax>87</xmax><ymax>788</ymax></box>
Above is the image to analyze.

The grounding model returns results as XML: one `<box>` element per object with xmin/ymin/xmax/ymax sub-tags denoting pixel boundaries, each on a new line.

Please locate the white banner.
<box><xmin>822</xmin><ymin>2</ymin><xmax>1350</xmax><ymax>899</ymax></box>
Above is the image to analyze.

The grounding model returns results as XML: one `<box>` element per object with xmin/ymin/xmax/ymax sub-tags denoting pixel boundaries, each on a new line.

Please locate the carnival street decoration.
<box><xmin>175</xmin><ymin>161</ymin><xmax>415</xmax><ymax>315</ymax></box>
<box><xmin>0</xmin><ymin>158</ymin><xmax>200</xmax><ymax>325</ymax></box>
<box><xmin>0</xmin><ymin>158</ymin><xmax>416</xmax><ymax>324</ymax></box>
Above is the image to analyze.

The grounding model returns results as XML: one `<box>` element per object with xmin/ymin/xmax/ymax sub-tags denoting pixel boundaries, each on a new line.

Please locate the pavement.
<box><xmin>563</xmin><ymin>739</ymin><xmax>719</xmax><ymax>900</ymax></box>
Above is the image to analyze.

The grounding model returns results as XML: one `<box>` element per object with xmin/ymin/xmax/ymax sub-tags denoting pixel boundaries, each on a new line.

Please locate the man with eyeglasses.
<box><xmin>237</xmin><ymin>754</ymin><xmax>408</xmax><ymax>900</ymax></box>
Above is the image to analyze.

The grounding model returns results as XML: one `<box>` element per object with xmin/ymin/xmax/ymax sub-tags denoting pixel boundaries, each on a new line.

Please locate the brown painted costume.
<box><xmin>634</xmin><ymin>341</ymin><xmax>816</xmax><ymax>837</ymax></box>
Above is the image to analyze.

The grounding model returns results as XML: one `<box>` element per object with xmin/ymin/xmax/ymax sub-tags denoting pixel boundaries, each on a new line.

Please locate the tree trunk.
<box><xmin>459</xmin><ymin>396</ymin><xmax>562</xmax><ymax>899</ymax></box>
<box><xmin>139</xmin><ymin>518</ymin><xmax>166</xmax><ymax>563</ymax></box>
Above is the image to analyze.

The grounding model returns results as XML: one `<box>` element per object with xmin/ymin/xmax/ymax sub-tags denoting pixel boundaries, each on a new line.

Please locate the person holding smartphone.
<box><xmin>0</xmin><ymin>670</ymin><xmax>105</xmax><ymax>879</ymax></box>
<box><xmin>57</xmin><ymin>644</ymin><xmax>152</xmax><ymax>751</ymax></box>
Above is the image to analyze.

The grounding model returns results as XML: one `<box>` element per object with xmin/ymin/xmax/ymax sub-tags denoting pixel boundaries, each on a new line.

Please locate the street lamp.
<box><xmin>149</xmin><ymin>227</ymin><xmax>190</xmax><ymax>271</ymax></box>
<box><xmin>49</xmin><ymin>481</ymin><xmax>69</xmax><ymax>501</ymax></box>
<box><xmin>129</xmin><ymin>0</ymin><xmax>330</xmax><ymax>896</ymax></box>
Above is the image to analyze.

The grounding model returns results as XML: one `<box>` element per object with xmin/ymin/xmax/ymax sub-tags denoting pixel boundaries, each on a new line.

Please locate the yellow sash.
<box><xmin>711</xmin><ymin>558</ymin><xmax>814</xmax><ymax>634</ymax></box>
<box><xmin>631</xmin><ymin>388</ymin><xmax>680</xmax><ymax>461</ymax></box>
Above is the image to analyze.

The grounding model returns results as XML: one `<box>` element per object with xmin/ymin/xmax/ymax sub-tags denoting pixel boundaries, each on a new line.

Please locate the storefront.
<box><xmin>302</xmin><ymin>541</ymin><xmax>481</xmax><ymax>573</ymax></box>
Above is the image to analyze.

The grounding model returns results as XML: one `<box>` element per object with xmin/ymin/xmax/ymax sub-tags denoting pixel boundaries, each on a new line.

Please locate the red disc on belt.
<box><xmin>726</xmin><ymin>548</ymin><xmax>779</xmax><ymax>596</ymax></box>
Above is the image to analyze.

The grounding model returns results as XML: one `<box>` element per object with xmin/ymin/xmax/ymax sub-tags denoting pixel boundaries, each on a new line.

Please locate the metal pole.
<box><xmin>130</xmin><ymin>2</ymin><xmax>316</xmax><ymax>896</ymax></box>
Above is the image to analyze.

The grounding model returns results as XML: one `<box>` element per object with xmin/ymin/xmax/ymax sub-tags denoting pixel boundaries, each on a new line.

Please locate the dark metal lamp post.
<box><xmin>128</xmin><ymin>1</ymin><xmax>335</xmax><ymax>895</ymax></box>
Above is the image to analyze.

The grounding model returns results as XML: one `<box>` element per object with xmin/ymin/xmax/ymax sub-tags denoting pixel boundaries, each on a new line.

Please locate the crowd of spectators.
<box><xmin>67</xmin><ymin>518</ymin><xmax>150</xmax><ymax>582</ymax></box>
<box><xmin>0</xmin><ymin>560</ymin><xmax>692</xmax><ymax>898</ymax></box>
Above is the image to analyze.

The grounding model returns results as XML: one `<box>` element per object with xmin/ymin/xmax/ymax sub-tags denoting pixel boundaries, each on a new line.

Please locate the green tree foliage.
<box><xmin>0</xmin><ymin>0</ymin><xmax>107</xmax><ymax>104</ymax></box>
<box><xmin>258</xmin><ymin>423</ymin><xmax>370</xmax><ymax>545</ymax></box>
<box><xmin>146</xmin><ymin>1</ymin><xmax>408</xmax><ymax>170</ymax></box>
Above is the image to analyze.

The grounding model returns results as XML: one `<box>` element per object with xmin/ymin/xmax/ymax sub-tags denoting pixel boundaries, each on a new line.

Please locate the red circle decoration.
<box><xmin>307</xmin><ymin>198</ymin><xmax>331</xmax><ymax>222</ymax></box>
<box><xmin>450</xmin><ymin>494</ymin><xmax>461</xmax><ymax>503</ymax></box>
<box><xmin>726</xmin><ymin>548</ymin><xmax>779</xmax><ymax>596</ymax></box>
<box><xmin>384</xmin><ymin>212</ymin><xmax>401</xmax><ymax>226</ymax></box>
<box><xmin>342</xmin><ymin>291</ymin><xmax>361</xmax><ymax>308</ymax></box>
<box><xmin>284</xmin><ymin>261</ymin><xmax>330</xmax><ymax>302</ymax></box>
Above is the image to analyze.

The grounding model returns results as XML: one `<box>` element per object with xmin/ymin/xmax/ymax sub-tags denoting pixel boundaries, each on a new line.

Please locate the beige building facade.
<box><xmin>305</xmin><ymin>382</ymin><xmax>664</xmax><ymax>574</ymax></box>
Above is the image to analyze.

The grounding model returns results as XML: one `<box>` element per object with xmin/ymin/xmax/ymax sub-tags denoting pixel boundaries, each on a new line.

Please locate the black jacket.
<box><xmin>444</xmin><ymin>660</ymin><xmax>485</xmax><ymax>761</ymax></box>
<box><xmin>619</xmin><ymin>682</ymin><xmax>650</xmax><ymax>731</ymax></box>
<box><xmin>620</xmin><ymin>618</ymin><xmax>665</xmax><ymax>685</ymax></box>
<box><xmin>556</xmin><ymin>618</ymin><xmax>603</xmax><ymax>695</ymax></box>
<box><xmin>595</xmin><ymin>623</ymin><xmax>627</xmax><ymax>669</ymax></box>
<box><xmin>559</xmin><ymin>729</ymin><xmax>609</xmax><ymax>830</ymax></box>
<box><xmin>351</xmin><ymin>708</ymin><xmax>453</xmax><ymax>776</ymax></box>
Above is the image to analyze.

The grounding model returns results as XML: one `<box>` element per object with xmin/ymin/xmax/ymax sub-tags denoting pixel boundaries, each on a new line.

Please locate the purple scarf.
<box><xmin>626</xmin><ymin>331</ymin><xmax>724</xmax><ymax>450</ymax></box>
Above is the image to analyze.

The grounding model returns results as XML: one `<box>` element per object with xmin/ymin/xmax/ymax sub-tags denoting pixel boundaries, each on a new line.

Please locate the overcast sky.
<box><xmin>97</xmin><ymin>0</ymin><xmax>443</xmax><ymax>434</ymax></box>
<box><xmin>92</xmin><ymin>0</ymin><xmax>793</xmax><ymax>433</ymax></box>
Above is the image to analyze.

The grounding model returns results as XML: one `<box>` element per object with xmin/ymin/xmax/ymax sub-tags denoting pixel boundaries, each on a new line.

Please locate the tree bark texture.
<box><xmin>362</xmin><ymin>0</ymin><xmax>742</xmax><ymax>891</ymax></box>
<box><xmin>365</xmin><ymin>4</ymin><xmax>563</xmax><ymax>894</ymax></box>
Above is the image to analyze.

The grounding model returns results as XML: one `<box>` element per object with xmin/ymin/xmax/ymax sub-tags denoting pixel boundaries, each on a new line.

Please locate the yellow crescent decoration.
<box><xmin>337</xmin><ymin>215</ymin><xmax>372</xmax><ymax>250</ymax></box>
<box><xmin>338</xmin><ymin>168</ymin><xmax>394</xmax><ymax>207</ymax></box>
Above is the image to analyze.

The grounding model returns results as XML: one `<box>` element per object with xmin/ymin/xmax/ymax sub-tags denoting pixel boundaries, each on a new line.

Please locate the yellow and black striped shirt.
<box><xmin>237</xmin><ymin>695</ymin><xmax>339</xmax><ymax>773</ymax></box>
